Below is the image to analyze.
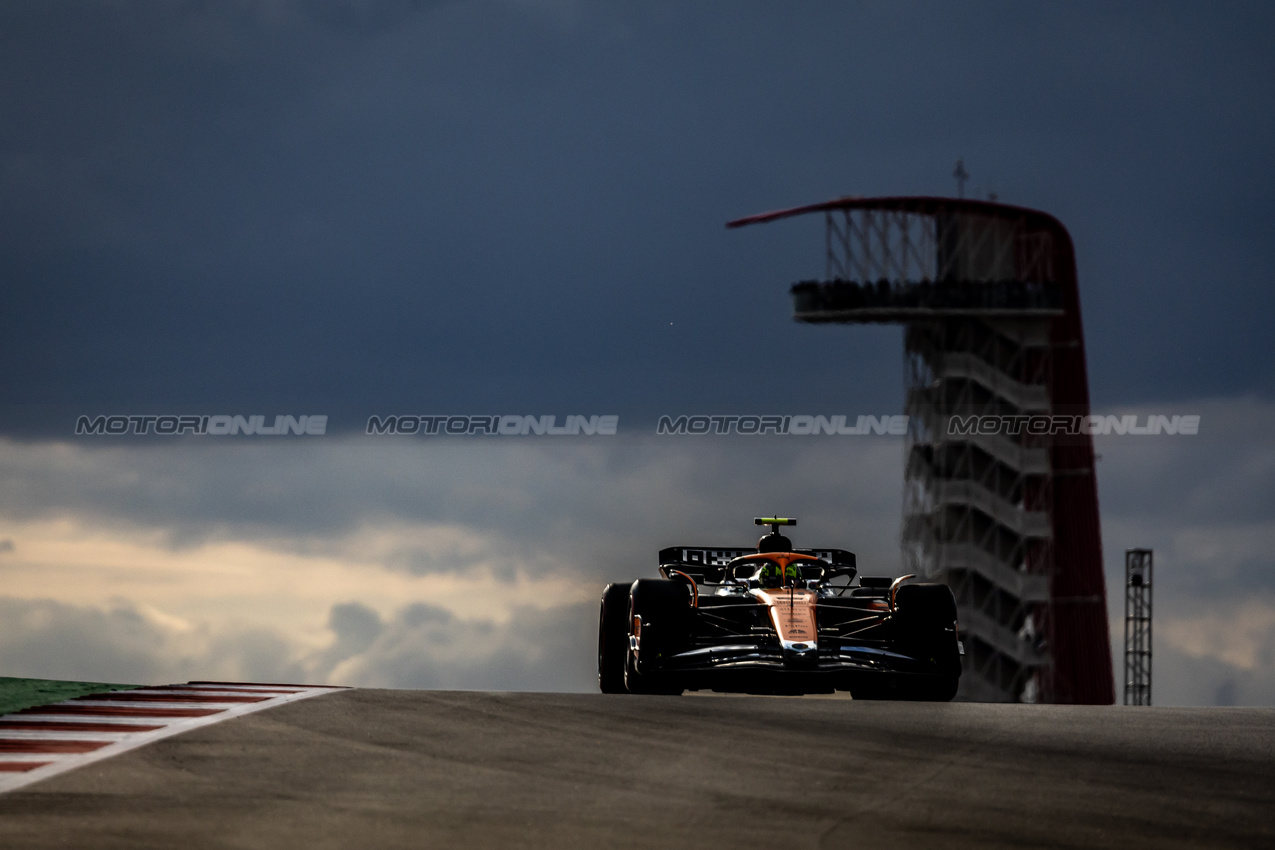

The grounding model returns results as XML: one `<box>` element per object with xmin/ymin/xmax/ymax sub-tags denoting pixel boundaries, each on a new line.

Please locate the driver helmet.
<box><xmin>758</xmin><ymin>561</ymin><xmax>783</xmax><ymax>588</ymax></box>
<box><xmin>783</xmin><ymin>563</ymin><xmax>806</xmax><ymax>587</ymax></box>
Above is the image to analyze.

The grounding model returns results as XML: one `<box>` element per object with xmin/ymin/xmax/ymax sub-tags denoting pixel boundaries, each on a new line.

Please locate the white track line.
<box><xmin>0</xmin><ymin>683</ymin><xmax>343</xmax><ymax>794</ymax></box>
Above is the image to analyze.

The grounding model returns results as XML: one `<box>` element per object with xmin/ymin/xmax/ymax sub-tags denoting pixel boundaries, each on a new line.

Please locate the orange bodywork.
<box><xmin>733</xmin><ymin>552</ymin><xmax>824</xmax><ymax>648</ymax></box>
<box><xmin>753</xmin><ymin>588</ymin><xmax>817</xmax><ymax>645</ymax></box>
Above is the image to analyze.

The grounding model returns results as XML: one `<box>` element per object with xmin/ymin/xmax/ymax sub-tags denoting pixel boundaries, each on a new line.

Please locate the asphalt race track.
<box><xmin>0</xmin><ymin>689</ymin><xmax>1270</xmax><ymax>849</ymax></box>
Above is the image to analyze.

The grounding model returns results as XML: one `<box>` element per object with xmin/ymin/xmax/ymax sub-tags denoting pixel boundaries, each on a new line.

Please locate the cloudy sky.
<box><xmin>0</xmin><ymin>1</ymin><xmax>1272</xmax><ymax>704</ymax></box>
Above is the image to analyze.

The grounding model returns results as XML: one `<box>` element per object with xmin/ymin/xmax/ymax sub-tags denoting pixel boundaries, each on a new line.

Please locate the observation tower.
<box><xmin>730</xmin><ymin>196</ymin><xmax>1114</xmax><ymax>703</ymax></box>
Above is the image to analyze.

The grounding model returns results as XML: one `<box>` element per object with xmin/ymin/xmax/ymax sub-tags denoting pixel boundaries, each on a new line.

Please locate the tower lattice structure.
<box><xmin>729</xmin><ymin>196</ymin><xmax>1115</xmax><ymax>704</ymax></box>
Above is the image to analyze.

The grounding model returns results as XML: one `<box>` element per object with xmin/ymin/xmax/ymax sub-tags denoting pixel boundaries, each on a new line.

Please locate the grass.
<box><xmin>0</xmin><ymin>676</ymin><xmax>139</xmax><ymax>716</ymax></box>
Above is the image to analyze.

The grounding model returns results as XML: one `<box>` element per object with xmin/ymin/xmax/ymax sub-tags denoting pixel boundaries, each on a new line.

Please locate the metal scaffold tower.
<box><xmin>729</xmin><ymin>194</ymin><xmax>1115</xmax><ymax>704</ymax></box>
<box><xmin>1124</xmin><ymin>549</ymin><xmax>1153</xmax><ymax>705</ymax></box>
<box><xmin>903</xmin><ymin>315</ymin><xmax>1056</xmax><ymax>702</ymax></box>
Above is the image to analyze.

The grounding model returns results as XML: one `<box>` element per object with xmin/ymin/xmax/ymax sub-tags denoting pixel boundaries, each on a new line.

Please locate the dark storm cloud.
<box><xmin>2</xmin><ymin>2</ymin><xmax>1271</xmax><ymax>427</ymax></box>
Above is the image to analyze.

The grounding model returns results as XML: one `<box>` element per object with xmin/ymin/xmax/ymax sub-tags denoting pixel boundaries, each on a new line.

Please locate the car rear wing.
<box><xmin>658</xmin><ymin>546</ymin><xmax>857</xmax><ymax>584</ymax></box>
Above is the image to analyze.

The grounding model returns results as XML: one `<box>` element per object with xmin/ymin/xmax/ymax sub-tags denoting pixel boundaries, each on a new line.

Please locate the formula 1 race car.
<box><xmin>598</xmin><ymin>518</ymin><xmax>962</xmax><ymax>700</ymax></box>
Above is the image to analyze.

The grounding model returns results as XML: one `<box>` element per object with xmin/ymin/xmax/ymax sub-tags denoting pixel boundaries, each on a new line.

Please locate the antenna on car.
<box><xmin>754</xmin><ymin>517</ymin><xmax>796</xmax><ymax>535</ymax></box>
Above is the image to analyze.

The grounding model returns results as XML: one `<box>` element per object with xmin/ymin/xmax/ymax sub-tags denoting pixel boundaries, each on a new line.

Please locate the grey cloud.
<box><xmin>2</xmin><ymin>398</ymin><xmax>1275</xmax><ymax>702</ymax></box>
<box><xmin>324</xmin><ymin>601</ymin><xmax>597</xmax><ymax>692</ymax></box>
<box><xmin>399</xmin><ymin>603</ymin><xmax>456</xmax><ymax>629</ymax></box>
<box><xmin>1147</xmin><ymin>642</ymin><xmax>1275</xmax><ymax>708</ymax></box>
<box><xmin>330</xmin><ymin>601</ymin><xmax>385</xmax><ymax>651</ymax></box>
<box><xmin>0</xmin><ymin>593</ymin><xmax>597</xmax><ymax>692</ymax></box>
<box><xmin>204</xmin><ymin>628</ymin><xmax>309</xmax><ymax>686</ymax></box>
<box><xmin>0</xmin><ymin>597</ymin><xmax>306</xmax><ymax>686</ymax></box>
<box><xmin>384</xmin><ymin>545</ymin><xmax>499</xmax><ymax>578</ymax></box>
<box><xmin>307</xmin><ymin>602</ymin><xmax>386</xmax><ymax>686</ymax></box>
<box><xmin>0</xmin><ymin>598</ymin><xmax>169</xmax><ymax>685</ymax></box>
<box><xmin>0</xmin><ymin>436</ymin><xmax>910</xmax><ymax>581</ymax></box>
<box><xmin>1095</xmin><ymin>398</ymin><xmax>1275</xmax><ymax>526</ymax></box>
<box><xmin>1097</xmin><ymin>399</ymin><xmax>1275</xmax><ymax>600</ymax></box>
<box><xmin>0</xmin><ymin>539</ymin><xmax>13</xmax><ymax>553</ymax></box>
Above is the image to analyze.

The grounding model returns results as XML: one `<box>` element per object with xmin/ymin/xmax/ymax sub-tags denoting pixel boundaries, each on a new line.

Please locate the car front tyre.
<box><xmin>623</xmin><ymin>579</ymin><xmax>687</xmax><ymax>696</ymax></box>
<box><xmin>892</xmin><ymin>583</ymin><xmax>962</xmax><ymax>702</ymax></box>
<box><xmin>598</xmin><ymin>583</ymin><xmax>632</xmax><ymax>693</ymax></box>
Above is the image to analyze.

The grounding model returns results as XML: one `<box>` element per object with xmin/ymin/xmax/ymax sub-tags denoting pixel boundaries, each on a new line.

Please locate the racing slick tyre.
<box><xmin>624</xmin><ymin>579</ymin><xmax>690</xmax><ymax>695</ymax></box>
<box><xmin>891</xmin><ymin>583</ymin><xmax>961</xmax><ymax>702</ymax></box>
<box><xmin>598</xmin><ymin>583</ymin><xmax>632</xmax><ymax>693</ymax></box>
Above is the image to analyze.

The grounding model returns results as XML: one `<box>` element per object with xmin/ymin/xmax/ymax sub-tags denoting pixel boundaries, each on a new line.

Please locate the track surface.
<box><xmin>0</xmin><ymin>689</ymin><xmax>1270</xmax><ymax>849</ymax></box>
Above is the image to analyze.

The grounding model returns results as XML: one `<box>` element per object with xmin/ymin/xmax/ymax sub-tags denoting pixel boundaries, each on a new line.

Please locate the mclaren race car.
<box><xmin>598</xmin><ymin>517</ymin><xmax>962</xmax><ymax>700</ymax></box>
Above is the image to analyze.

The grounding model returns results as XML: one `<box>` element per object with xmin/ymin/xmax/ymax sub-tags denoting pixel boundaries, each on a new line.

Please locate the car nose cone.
<box><xmin>781</xmin><ymin>641</ymin><xmax>817</xmax><ymax>669</ymax></box>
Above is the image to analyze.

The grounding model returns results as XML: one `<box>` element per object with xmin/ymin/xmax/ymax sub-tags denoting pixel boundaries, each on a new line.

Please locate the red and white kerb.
<box><xmin>0</xmin><ymin>682</ymin><xmax>342</xmax><ymax>794</ymax></box>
